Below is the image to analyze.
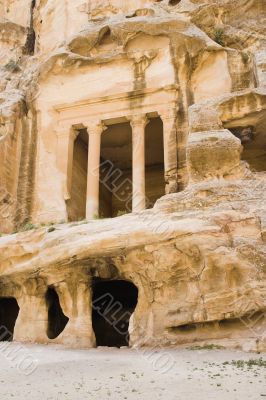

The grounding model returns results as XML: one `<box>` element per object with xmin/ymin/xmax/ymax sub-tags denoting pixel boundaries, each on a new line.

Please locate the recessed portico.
<box><xmin>55</xmin><ymin>85</ymin><xmax>179</xmax><ymax>220</ymax></box>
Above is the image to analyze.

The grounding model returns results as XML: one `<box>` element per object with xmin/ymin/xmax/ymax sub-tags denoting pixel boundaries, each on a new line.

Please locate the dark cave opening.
<box><xmin>169</xmin><ymin>0</ymin><xmax>181</xmax><ymax>5</ymax></box>
<box><xmin>230</xmin><ymin>125</ymin><xmax>266</xmax><ymax>172</ymax></box>
<box><xmin>46</xmin><ymin>287</ymin><xmax>69</xmax><ymax>339</ymax></box>
<box><xmin>92</xmin><ymin>279</ymin><xmax>138</xmax><ymax>347</ymax></box>
<box><xmin>0</xmin><ymin>297</ymin><xmax>20</xmax><ymax>341</ymax></box>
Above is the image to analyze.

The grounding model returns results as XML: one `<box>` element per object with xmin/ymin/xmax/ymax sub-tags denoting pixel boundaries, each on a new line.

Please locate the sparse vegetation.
<box><xmin>4</xmin><ymin>60</ymin><xmax>20</xmax><ymax>73</ymax></box>
<box><xmin>93</xmin><ymin>214</ymin><xmax>105</xmax><ymax>219</ymax></box>
<box><xmin>116</xmin><ymin>210</ymin><xmax>127</xmax><ymax>217</ymax></box>
<box><xmin>11</xmin><ymin>221</ymin><xmax>59</xmax><ymax>234</ymax></box>
<box><xmin>20</xmin><ymin>222</ymin><xmax>37</xmax><ymax>231</ymax></box>
<box><xmin>188</xmin><ymin>344</ymin><xmax>225</xmax><ymax>350</ymax></box>
<box><xmin>213</xmin><ymin>28</ymin><xmax>225</xmax><ymax>46</ymax></box>
<box><xmin>231</xmin><ymin>358</ymin><xmax>266</xmax><ymax>369</ymax></box>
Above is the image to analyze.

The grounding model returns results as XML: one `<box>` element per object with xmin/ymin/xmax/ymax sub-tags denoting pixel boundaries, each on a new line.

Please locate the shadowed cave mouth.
<box><xmin>229</xmin><ymin>125</ymin><xmax>266</xmax><ymax>172</ymax></box>
<box><xmin>92</xmin><ymin>279</ymin><xmax>138</xmax><ymax>347</ymax></box>
<box><xmin>0</xmin><ymin>297</ymin><xmax>20</xmax><ymax>341</ymax></box>
<box><xmin>169</xmin><ymin>0</ymin><xmax>181</xmax><ymax>5</ymax></box>
<box><xmin>46</xmin><ymin>288</ymin><xmax>69</xmax><ymax>339</ymax></box>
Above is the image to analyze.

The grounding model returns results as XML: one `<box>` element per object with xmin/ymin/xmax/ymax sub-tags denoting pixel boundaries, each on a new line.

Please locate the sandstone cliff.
<box><xmin>0</xmin><ymin>0</ymin><xmax>265</xmax><ymax>350</ymax></box>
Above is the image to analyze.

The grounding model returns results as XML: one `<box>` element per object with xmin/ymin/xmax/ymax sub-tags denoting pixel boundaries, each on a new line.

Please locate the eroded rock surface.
<box><xmin>0</xmin><ymin>0</ymin><xmax>265</xmax><ymax>350</ymax></box>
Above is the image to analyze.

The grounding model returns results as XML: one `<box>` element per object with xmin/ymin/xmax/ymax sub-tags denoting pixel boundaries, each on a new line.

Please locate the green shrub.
<box><xmin>231</xmin><ymin>358</ymin><xmax>266</xmax><ymax>368</ymax></box>
<box><xmin>4</xmin><ymin>60</ymin><xmax>20</xmax><ymax>72</ymax></box>
<box><xmin>213</xmin><ymin>29</ymin><xmax>225</xmax><ymax>46</ymax></box>
<box><xmin>116</xmin><ymin>210</ymin><xmax>127</xmax><ymax>217</ymax></box>
<box><xmin>189</xmin><ymin>344</ymin><xmax>225</xmax><ymax>350</ymax></box>
<box><xmin>21</xmin><ymin>222</ymin><xmax>37</xmax><ymax>231</ymax></box>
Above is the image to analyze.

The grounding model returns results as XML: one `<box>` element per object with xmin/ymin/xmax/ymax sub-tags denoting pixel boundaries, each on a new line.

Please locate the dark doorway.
<box><xmin>100</xmin><ymin>122</ymin><xmax>133</xmax><ymax>218</ymax></box>
<box><xmin>46</xmin><ymin>287</ymin><xmax>69</xmax><ymax>339</ymax></box>
<box><xmin>145</xmin><ymin>117</ymin><xmax>165</xmax><ymax>208</ymax></box>
<box><xmin>0</xmin><ymin>297</ymin><xmax>19</xmax><ymax>341</ymax></box>
<box><xmin>67</xmin><ymin>129</ymin><xmax>88</xmax><ymax>222</ymax></box>
<box><xmin>92</xmin><ymin>279</ymin><xmax>138</xmax><ymax>347</ymax></box>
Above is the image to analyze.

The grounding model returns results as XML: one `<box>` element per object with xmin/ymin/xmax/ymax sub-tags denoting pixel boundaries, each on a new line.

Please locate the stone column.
<box><xmin>56</xmin><ymin>125</ymin><xmax>78</xmax><ymax>200</ymax></box>
<box><xmin>52</xmin><ymin>275</ymin><xmax>96</xmax><ymax>348</ymax></box>
<box><xmin>85</xmin><ymin>121</ymin><xmax>106</xmax><ymax>219</ymax></box>
<box><xmin>13</xmin><ymin>278</ymin><xmax>48</xmax><ymax>344</ymax></box>
<box><xmin>159</xmin><ymin>110</ymin><xmax>178</xmax><ymax>194</ymax></box>
<box><xmin>130</xmin><ymin>115</ymin><xmax>148</xmax><ymax>212</ymax></box>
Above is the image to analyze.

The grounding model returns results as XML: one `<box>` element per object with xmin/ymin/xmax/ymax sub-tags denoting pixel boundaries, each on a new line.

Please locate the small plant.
<box><xmin>116</xmin><ymin>210</ymin><xmax>127</xmax><ymax>217</ymax></box>
<box><xmin>21</xmin><ymin>222</ymin><xmax>37</xmax><ymax>231</ymax></box>
<box><xmin>93</xmin><ymin>214</ymin><xmax>105</xmax><ymax>220</ymax></box>
<box><xmin>213</xmin><ymin>28</ymin><xmax>225</xmax><ymax>46</ymax></box>
<box><xmin>188</xmin><ymin>344</ymin><xmax>225</xmax><ymax>350</ymax></box>
<box><xmin>4</xmin><ymin>60</ymin><xmax>20</xmax><ymax>72</ymax></box>
<box><xmin>40</xmin><ymin>221</ymin><xmax>56</xmax><ymax>227</ymax></box>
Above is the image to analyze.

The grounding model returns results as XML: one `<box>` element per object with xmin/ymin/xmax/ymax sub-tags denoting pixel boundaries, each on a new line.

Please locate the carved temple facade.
<box><xmin>55</xmin><ymin>85</ymin><xmax>179</xmax><ymax>220</ymax></box>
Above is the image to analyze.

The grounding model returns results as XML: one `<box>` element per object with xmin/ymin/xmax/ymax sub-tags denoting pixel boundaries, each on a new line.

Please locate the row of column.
<box><xmin>56</xmin><ymin>111</ymin><xmax>178</xmax><ymax>220</ymax></box>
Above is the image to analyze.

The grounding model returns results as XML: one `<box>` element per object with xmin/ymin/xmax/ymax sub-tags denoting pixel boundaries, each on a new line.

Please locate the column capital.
<box><xmin>55</xmin><ymin>124</ymin><xmax>79</xmax><ymax>140</ymax></box>
<box><xmin>85</xmin><ymin>120</ymin><xmax>107</xmax><ymax>135</ymax></box>
<box><xmin>158</xmin><ymin>108</ymin><xmax>177</xmax><ymax>121</ymax></box>
<box><xmin>70</xmin><ymin>127</ymin><xmax>79</xmax><ymax>141</ymax></box>
<box><xmin>128</xmin><ymin>114</ymin><xmax>149</xmax><ymax>129</ymax></box>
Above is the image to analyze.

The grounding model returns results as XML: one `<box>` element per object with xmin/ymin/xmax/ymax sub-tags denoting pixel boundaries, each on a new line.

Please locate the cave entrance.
<box><xmin>0</xmin><ymin>297</ymin><xmax>19</xmax><ymax>341</ymax></box>
<box><xmin>46</xmin><ymin>287</ymin><xmax>69</xmax><ymax>339</ymax></box>
<box><xmin>228</xmin><ymin>120</ymin><xmax>266</xmax><ymax>172</ymax></box>
<box><xmin>92</xmin><ymin>279</ymin><xmax>138</xmax><ymax>347</ymax></box>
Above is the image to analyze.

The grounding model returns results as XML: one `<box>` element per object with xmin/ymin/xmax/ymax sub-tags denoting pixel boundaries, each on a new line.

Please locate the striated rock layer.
<box><xmin>0</xmin><ymin>0</ymin><xmax>265</xmax><ymax>350</ymax></box>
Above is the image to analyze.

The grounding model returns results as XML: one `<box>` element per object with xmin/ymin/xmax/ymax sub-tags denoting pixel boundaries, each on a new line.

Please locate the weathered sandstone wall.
<box><xmin>0</xmin><ymin>0</ymin><xmax>265</xmax><ymax>350</ymax></box>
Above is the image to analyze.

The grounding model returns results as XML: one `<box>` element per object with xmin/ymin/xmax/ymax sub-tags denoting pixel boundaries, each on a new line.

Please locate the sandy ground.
<box><xmin>0</xmin><ymin>343</ymin><xmax>265</xmax><ymax>400</ymax></box>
